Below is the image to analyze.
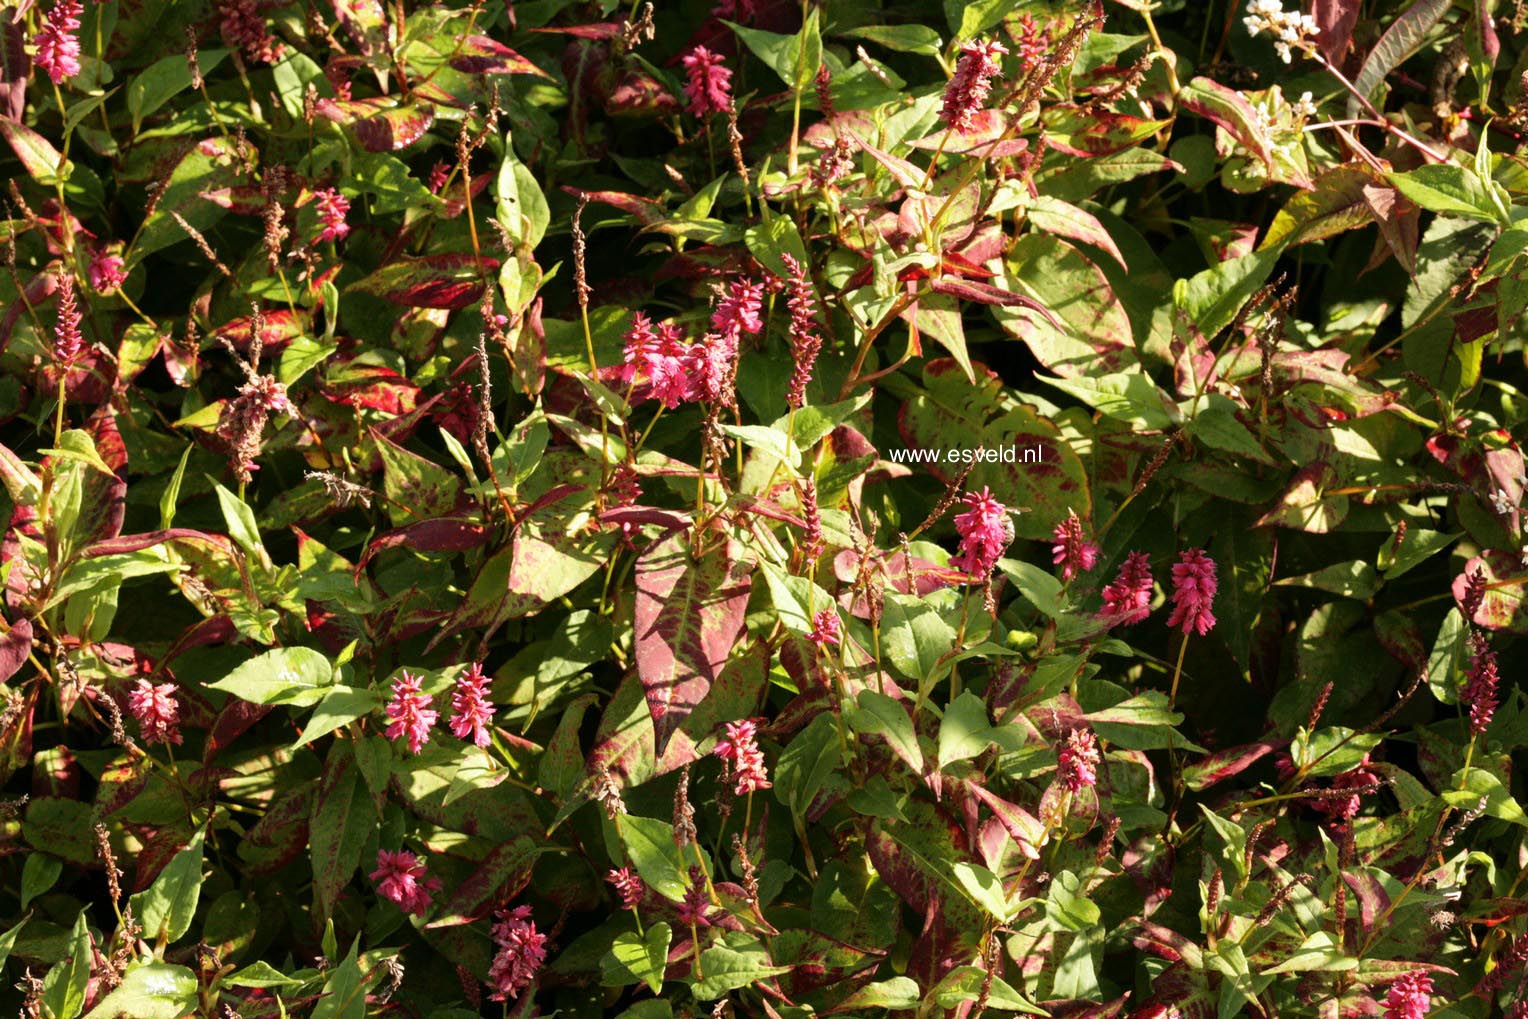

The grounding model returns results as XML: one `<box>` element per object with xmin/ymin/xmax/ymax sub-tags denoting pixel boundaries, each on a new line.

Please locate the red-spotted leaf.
<box><xmin>309</xmin><ymin>742</ymin><xmax>375</xmax><ymax>920</ymax></box>
<box><xmin>426</xmin><ymin>836</ymin><xmax>538</xmax><ymax>928</ymax></box>
<box><xmin>995</xmin><ymin>234</ymin><xmax>1136</xmax><ymax>377</ymax></box>
<box><xmin>633</xmin><ymin>529</ymin><xmax>752</xmax><ymax>754</ymax></box>
<box><xmin>1182</xmin><ymin>739</ymin><xmax>1283</xmax><ymax>791</ymax></box>
<box><xmin>1178</xmin><ymin>76</ymin><xmax>1274</xmax><ymax>170</ymax></box>
<box><xmin>214</xmin><ymin>308</ymin><xmax>308</xmax><ymax>355</ymax></box>
<box><xmin>449</xmin><ymin>35</ymin><xmax>550</xmax><ymax>76</ymax></box>
<box><xmin>348</xmin><ymin>254</ymin><xmax>497</xmax><ymax>309</ymax></box>
<box><xmin>570</xmin><ymin>188</ymin><xmax>665</xmax><ymax>226</ymax></box>
<box><xmin>317</xmin><ymin>97</ymin><xmax>435</xmax><ymax>151</ymax></box>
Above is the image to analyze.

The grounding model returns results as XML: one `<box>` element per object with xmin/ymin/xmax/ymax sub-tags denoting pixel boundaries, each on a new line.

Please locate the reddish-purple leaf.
<box><xmin>1313</xmin><ymin>0</ymin><xmax>1360</xmax><ymax>60</ymax></box>
<box><xmin>425</xmin><ymin>836</ymin><xmax>538</xmax><ymax>928</ymax></box>
<box><xmin>0</xmin><ymin>616</ymin><xmax>30</xmax><ymax>684</ymax></box>
<box><xmin>568</xmin><ymin>188</ymin><xmax>665</xmax><ymax>227</ymax></box>
<box><xmin>94</xmin><ymin>753</ymin><xmax>151</xmax><ymax>817</ymax></box>
<box><xmin>348</xmin><ymin>254</ymin><xmax>497</xmax><ymax>310</ymax></box>
<box><xmin>309</xmin><ymin>742</ymin><xmax>375</xmax><ymax>919</ymax></box>
<box><xmin>203</xmin><ymin>699</ymin><xmax>274</xmax><ymax>762</ymax></box>
<box><xmin>965</xmin><ymin>781</ymin><xmax>1044</xmax><ymax>860</ymax></box>
<box><xmin>361</xmin><ymin>517</ymin><xmax>489</xmax><ymax>572</ymax></box>
<box><xmin>633</xmin><ymin>529</ymin><xmax>752</xmax><ymax>754</ymax></box>
<box><xmin>1181</xmin><ymin>739</ymin><xmax>1282</xmax><ymax>791</ymax></box>
<box><xmin>317</xmin><ymin>97</ymin><xmax>435</xmax><ymax>151</ymax></box>
<box><xmin>449</xmin><ymin>35</ymin><xmax>550</xmax><ymax>77</ymax></box>
<box><xmin>241</xmin><ymin>785</ymin><xmax>314</xmax><ymax>876</ymax></box>
<box><xmin>215</xmin><ymin>308</ymin><xmax>308</xmax><ymax>355</ymax></box>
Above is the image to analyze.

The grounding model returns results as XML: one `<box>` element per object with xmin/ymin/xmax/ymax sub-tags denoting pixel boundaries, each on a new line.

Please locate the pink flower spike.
<box><xmin>88</xmin><ymin>248</ymin><xmax>127</xmax><ymax>294</ymax></box>
<box><xmin>682</xmin><ymin>46</ymin><xmax>732</xmax><ymax>117</ymax></box>
<box><xmin>712</xmin><ymin>277</ymin><xmax>764</xmax><ymax>338</ymax></box>
<box><xmin>940</xmin><ymin>38</ymin><xmax>1008</xmax><ymax>133</ymax></box>
<box><xmin>781</xmin><ymin>254</ymin><xmax>821</xmax><ymax>409</ymax></box>
<box><xmin>713</xmin><ymin>718</ymin><xmax>771</xmax><ymax>795</ymax></box>
<box><xmin>370</xmin><ymin>848</ymin><xmax>441</xmax><ymax>916</ymax></box>
<box><xmin>447</xmin><ymin>663</ymin><xmax>495</xmax><ymax>748</ymax></box>
<box><xmin>1057</xmin><ymin>728</ymin><xmax>1099</xmax><ymax>793</ymax></box>
<box><xmin>52</xmin><ymin>270</ymin><xmax>82</xmax><ymax>366</ymax></box>
<box><xmin>34</xmin><ymin>0</ymin><xmax>82</xmax><ymax>85</ymax></box>
<box><xmin>384</xmin><ymin>670</ymin><xmax>438</xmax><ymax>754</ymax></box>
<box><xmin>313</xmin><ymin>187</ymin><xmax>351</xmax><ymax>243</ymax></box>
<box><xmin>607</xmin><ymin>867</ymin><xmax>644</xmax><ymax>910</ymax></box>
<box><xmin>1099</xmin><ymin>551</ymin><xmax>1154</xmax><ymax>625</ymax></box>
<box><xmin>807</xmin><ymin>608</ymin><xmax>840</xmax><ymax>648</ymax></box>
<box><xmin>218</xmin><ymin>0</ymin><xmax>283</xmax><ymax>65</ymax></box>
<box><xmin>675</xmin><ymin>865</ymin><xmax>711</xmax><ymax>927</ymax></box>
<box><xmin>1051</xmin><ymin>510</ymin><xmax>1099</xmax><ymax>583</ymax></box>
<box><xmin>487</xmin><ymin>905</ymin><xmax>547</xmax><ymax>1002</ymax></box>
<box><xmin>1383</xmin><ymin>971</ymin><xmax>1433</xmax><ymax>1019</ymax></box>
<box><xmin>951</xmin><ymin>487</ymin><xmax>1014</xmax><ymax>580</ymax></box>
<box><xmin>128</xmin><ymin>679</ymin><xmax>182</xmax><ymax>745</ymax></box>
<box><xmin>1165</xmin><ymin>549</ymin><xmax>1218</xmax><ymax>636</ymax></box>
<box><xmin>1463</xmin><ymin>630</ymin><xmax>1500</xmax><ymax>737</ymax></box>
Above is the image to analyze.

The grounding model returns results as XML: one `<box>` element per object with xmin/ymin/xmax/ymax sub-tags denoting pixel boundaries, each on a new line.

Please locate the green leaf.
<box><xmin>1084</xmin><ymin>691</ymin><xmax>1198</xmax><ymax>750</ymax></box>
<box><xmin>20</xmin><ymin>853</ymin><xmax>62</xmax><ymax>910</ymax></box>
<box><xmin>879</xmin><ymin>591</ymin><xmax>955</xmax><ymax>684</ymax></box>
<box><xmin>496</xmin><ymin>135</ymin><xmax>549</xmax><ymax>250</ymax></box>
<box><xmin>279</xmin><ymin>336</ymin><xmax>338</xmax><ymax>386</ymax></box>
<box><xmin>848</xmin><ymin>690</ymin><xmax>925</xmax><ymax>773</ymax></box>
<box><xmin>834</xmin><ymin>977</ymin><xmax>923</xmax><ymax>1009</ymax></box>
<box><xmin>932</xmin><ymin>965</ymin><xmax>1047</xmax><ymax>1013</ymax></box>
<box><xmin>601</xmin><ymin>922</ymin><xmax>671</xmax><ymax>994</ymax></box>
<box><xmin>224</xmin><ymin>961</ymin><xmax>307</xmax><ymax>988</ymax></box>
<box><xmin>938</xmin><ymin>691</ymin><xmax>997</xmax><ymax>769</ymax></box>
<box><xmin>743</xmin><ymin>202</ymin><xmax>810</xmax><ymax>279</ymax></box>
<box><xmin>0</xmin><ymin>915</ymin><xmax>26</xmax><ymax>974</ymax></box>
<box><xmin>292</xmin><ymin>686</ymin><xmax>382</xmax><ymax>748</ymax></box>
<box><xmin>83</xmin><ymin>962</ymin><xmax>197</xmax><ymax>1019</ymax></box>
<box><xmin>213</xmin><ymin>482</ymin><xmax>266</xmax><ymax>560</ymax></box>
<box><xmin>841</xmin><ymin>24</ymin><xmax>942</xmax><ymax>57</ymax></box>
<box><xmin>1042</xmin><ymin>371</ymin><xmax>1174</xmax><ymax>430</ymax></box>
<box><xmin>130</xmin><ymin>832</ymin><xmax>204</xmax><ymax>945</ymax></box>
<box><xmin>727</xmin><ymin>11</ymin><xmax>821</xmax><ymax>91</ymax></box>
<box><xmin>1274</xmin><ymin>560</ymin><xmax>1380</xmax><ymax>599</ymax></box>
<box><xmin>619</xmin><ymin>815</ymin><xmax>710</xmax><ymax>901</ymax></box>
<box><xmin>1290</xmin><ymin>728</ymin><xmax>1385</xmax><ymax>778</ymax></box>
<box><xmin>1446</xmin><ymin>767</ymin><xmax>1528</xmax><ymax>825</ymax></box>
<box><xmin>127</xmin><ymin>49</ymin><xmax>229</xmax><ymax>132</ymax></box>
<box><xmin>952</xmin><ymin>860</ymin><xmax>1018</xmax><ymax>921</ymax></box>
<box><xmin>774</xmin><ymin>713</ymin><xmax>843</xmax><ymax>816</ymax></box>
<box><xmin>1388</xmin><ymin>165</ymin><xmax>1507</xmax><ymax>224</ymax></box>
<box><xmin>1427</xmin><ymin>608</ymin><xmax>1469</xmax><ymax>705</ymax></box>
<box><xmin>1264</xmin><ymin>931</ymin><xmax>1357</xmax><ymax>974</ymax></box>
<box><xmin>1045</xmin><ymin>870</ymin><xmax>1101</xmax><ymax>932</ymax></box>
<box><xmin>208</xmin><ymin>646</ymin><xmax>334</xmax><ymax>706</ymax></box>
<box><xmin>691</xmin><ymin>938</ymin><xmax>792</xmax><ymax>1000</ymax></box>
<box><xmin>310</xmin><ymin>939</ymin><xmax>372</xmax><ymax>1019</ymax></box>
<box><xmin>1173</xmin><ymin>247</ymin><xmax>1281</xmax><ymax>339</ymax></box>
<box><xmin>42</xmin><ymin>911</ymin><xmax>91</xmax><ymax>1019</ymax></box>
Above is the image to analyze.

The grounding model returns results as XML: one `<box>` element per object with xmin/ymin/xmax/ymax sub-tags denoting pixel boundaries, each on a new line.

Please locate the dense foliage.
<box><xmin>2</xmin><ymin>0</ymin><xmax>1528</xmax><ymax>1016</ymax></box>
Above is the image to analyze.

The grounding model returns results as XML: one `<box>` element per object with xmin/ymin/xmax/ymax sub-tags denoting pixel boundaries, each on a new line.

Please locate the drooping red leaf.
<box><xmin>633</xmin><ymin>528</ymin><xmax>752</xmax><ymax>754</ymax></box>
<box><xmin>316</xmin><ymin>97</ymin><xmax>435</xmax><ymax>152</ymax></box>
<box><xmin>348</xmin><ymin>254</ymin><xmax>498</xmax><ymax>310</ymax></box>
<box><xmin>448</xmin><ymin>35</ymin><xmax>550</xmax><ymax>76</ymax></box>
<box><xmin>0</xmin><ymin>616</ymin><xmax>31</xmax><ymax>684</ymax></box>
<box><xmin>425</xmin><ymin>837</ymin><xmax>538</xmax><ymax>928</ymax></box>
